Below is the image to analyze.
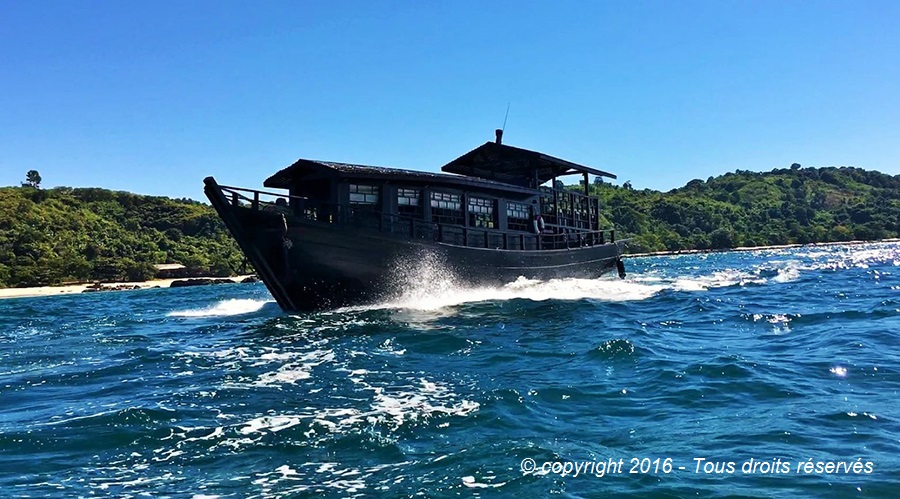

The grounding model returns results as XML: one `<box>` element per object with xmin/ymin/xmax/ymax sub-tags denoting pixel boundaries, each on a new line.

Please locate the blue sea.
<box><xmin>2</xmin><ymin>242</ymin><xmax>899</xmax><ymax>498</ymax></box>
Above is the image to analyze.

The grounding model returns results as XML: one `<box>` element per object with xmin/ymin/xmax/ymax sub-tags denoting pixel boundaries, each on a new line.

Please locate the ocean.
<box><xmin>1</xmin><ymin>242</ymin><xmax>898</xmax><ymax>497</ymax></box>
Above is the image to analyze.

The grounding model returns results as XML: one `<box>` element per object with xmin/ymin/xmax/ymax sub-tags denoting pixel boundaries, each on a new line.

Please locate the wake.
<box><xmin>168</xmin><ymin>298</ymin><xmax>274</xmax><ymax>317</ymax></box>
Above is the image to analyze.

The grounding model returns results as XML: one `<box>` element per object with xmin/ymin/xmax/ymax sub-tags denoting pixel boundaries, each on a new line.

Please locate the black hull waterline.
<box><xmin>205</xmin><ymin>178</ymin><xmax>625</xmax><ymax>312</ymax></box>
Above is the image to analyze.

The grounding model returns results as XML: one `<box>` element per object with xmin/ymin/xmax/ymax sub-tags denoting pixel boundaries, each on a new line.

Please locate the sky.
<box><xmin>2</xmin><ymin>0</ymin><xmax>899</xmax><ymax>200</ymax></box>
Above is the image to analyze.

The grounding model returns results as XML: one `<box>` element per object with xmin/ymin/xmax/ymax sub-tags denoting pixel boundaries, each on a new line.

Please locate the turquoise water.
<box><xmin>1</xmin><ymin>242</ymin><xmax>898</xmax><ymax>497</ymax></box>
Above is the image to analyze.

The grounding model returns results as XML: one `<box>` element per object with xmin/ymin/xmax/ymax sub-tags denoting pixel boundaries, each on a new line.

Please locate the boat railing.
<box><xmin>216</xmin><ymin>183</ymin><xmax>309</xmax><ymax>212</ymax></box>
<box><xmin>215</xmin><ymin>183</ymin><xmax>616</xmax><ymax>251</ymax></box>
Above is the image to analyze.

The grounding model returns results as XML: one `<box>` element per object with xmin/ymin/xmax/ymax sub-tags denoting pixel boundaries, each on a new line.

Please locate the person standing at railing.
<box><xmin>532</xmin><ymin>201</ymin><xmax>546</xmax><ymax>234</ymax></box>
<box><xmin>263</xmin><ymin>197</ymin><xmax>291</xmax><ymax>214</ymax></box>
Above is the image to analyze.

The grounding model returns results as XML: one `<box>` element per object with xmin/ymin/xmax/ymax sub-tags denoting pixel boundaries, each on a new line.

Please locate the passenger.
<box><xmin>532</xmin><ymin>201</ymin><xmax>546</xmax><ymax>234</ymax></box>
<box><xmin>275</xmin><ymin>197</ymin><xmax>291</xmax><ymax>213</ymax></box>
<box><xmin>263</xmin><ymin>198</ymin><xmax>282</xmax><ymax>212</ymax></box>
<box><xmin>264</xmin><ymin>197</ymin><xmax>292</xmax><ymax>214</ymax></box>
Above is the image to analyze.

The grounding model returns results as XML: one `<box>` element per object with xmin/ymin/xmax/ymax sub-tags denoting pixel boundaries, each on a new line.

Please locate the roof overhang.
<box><xmin>440</xmin><ymin>142</ymin><xmax>616</xmax><ymax>187</ymax></box>
<box><xmin>264</xmin><ymin>159</ymin><xmax>334</xmax><ymax>188</ymax></box>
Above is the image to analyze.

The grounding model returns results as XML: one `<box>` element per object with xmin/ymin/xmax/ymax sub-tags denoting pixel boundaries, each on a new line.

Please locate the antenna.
<box><xmin>502</xmin><ymin>102</ymin><xmax>510</xmax><ymax>132</ymax></box>
<box><xmin>495</xmin><ymin>103</ymin><xmax>511</xmax><ymax>145</ymax></box>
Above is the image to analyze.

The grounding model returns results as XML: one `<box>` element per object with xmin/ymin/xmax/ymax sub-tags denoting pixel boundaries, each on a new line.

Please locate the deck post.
<box><xmin>252</xmin><ymin>192</ymin><xmax>259</xmax><ymax>210</ymax></box>
<box><xmin>552</xmin><ymin>180</ymin><xmax>558</xmax><ymax>225</ymax></box>
<box><xmin>422</xmin><ymin>188</ymin><xmax>432</xmax><ymax>227</ymax></box>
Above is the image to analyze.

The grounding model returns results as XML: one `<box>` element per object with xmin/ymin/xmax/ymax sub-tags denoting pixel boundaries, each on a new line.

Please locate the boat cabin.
<box><xmin>256</xmin><ymin>133</ymin><xmax>617</xmax><ymax>250</ymax></box>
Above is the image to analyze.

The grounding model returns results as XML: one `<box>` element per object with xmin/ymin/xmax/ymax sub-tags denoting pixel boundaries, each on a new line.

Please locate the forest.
<box><xmin>590</xmin><ymin>164</ymin><xmax>900</xmax><ymax>253</ymax></box>
<box><xmin>1</xmin><ymin>163</ymin><xmax>898</xmax><ymax>287</ymax></box>
<box><xmin>0</xmin><ymin>184</ymin><xmax>244</xmax><ymax>287</ymax></box>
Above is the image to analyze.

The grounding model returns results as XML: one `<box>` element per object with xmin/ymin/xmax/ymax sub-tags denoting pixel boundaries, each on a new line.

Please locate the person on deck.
<box><xmin>532</xmin><ymin>200</ymin><xmax>546</xmax><ymax>234</ymax></box>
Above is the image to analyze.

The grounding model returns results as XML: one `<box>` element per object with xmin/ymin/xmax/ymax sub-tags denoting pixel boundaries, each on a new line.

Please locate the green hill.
<box><xmin>0</xmin><ymin>186</ymin><xmax>243</xmax><ymax>287</ymax></box>
<box><xmin>2</xmin><ymin>164</ymin><xmax>898</xmax><ymax>287</ymax></box>
<box><xmin>591</xmin><ymin>165</ymin><xmax>900</xmax><ymax>253</ymax></box>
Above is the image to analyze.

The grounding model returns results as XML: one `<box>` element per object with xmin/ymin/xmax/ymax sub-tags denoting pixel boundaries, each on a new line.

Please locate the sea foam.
<box><xmin>168</xmin><ymin>299</ymin><xmax>273</xmax><ymax>318</ymax></box>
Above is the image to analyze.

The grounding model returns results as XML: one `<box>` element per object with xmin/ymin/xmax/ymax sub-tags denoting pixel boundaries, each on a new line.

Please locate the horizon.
<box><xmin>2</xmin><ymin>161</ymin><xmax>895</xmax><ymax>203</ymax></box>
<box><xmin>2</xmin><ymin>1</ymin><xmax>898</xmax><ymax>200</ymax></box>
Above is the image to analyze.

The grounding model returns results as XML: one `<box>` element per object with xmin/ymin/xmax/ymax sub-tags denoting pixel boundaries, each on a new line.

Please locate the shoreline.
<box><xmin>624</xmin><ymin>238</ymin><xmax>900</xmax><ymax>259</ymax></box>
<box><xmin>2</xmin><ymin>239</ymin><xmax>897</xmax><ymax>300</ymax></box>
<box><xmin>0</xmin><ymin>275</ymin><xmax>256</xmax><ymax>301</ymax></box>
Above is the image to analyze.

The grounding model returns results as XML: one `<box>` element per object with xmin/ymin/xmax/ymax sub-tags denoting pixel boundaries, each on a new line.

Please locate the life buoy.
<box><xmin>533</xmin><ymin>214</ymin><xmax>546</xmax><ymax>233</ymax></box>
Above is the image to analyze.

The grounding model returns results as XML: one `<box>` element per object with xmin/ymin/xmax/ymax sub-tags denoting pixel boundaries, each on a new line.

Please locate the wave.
<box><xmin>374</xmin><ymin>276</ymin><xmax>664</xmax><ymax>311</ymax></box>
<box><xmin>359</xmin><ymin>266</ymin><xmax>795</xmax><ymax>312</ymax></box>
<box><xmin>167</xmin><ymin>299</ymin><xmax>274</xmax><ymax>318</ymax></box>
<box><xmin>349</xmin><ymin>244</ymin><xmax>874</xmax><ymax>311</ymax></box>
<box><xmin>632</xmin><ymin>268</ymin><xmax>773</xmax><ymax>290</ymax></box>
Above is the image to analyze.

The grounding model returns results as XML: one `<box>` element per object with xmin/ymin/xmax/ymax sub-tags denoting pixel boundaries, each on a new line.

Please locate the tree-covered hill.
<box><xmin>0</xmin><ymin>186</ymin><xmax>243</xmax><ymax>287</ymax></box>
<box><xmin>592</xmin><ymin>165</ymin><xmax>900</xmax><ymax>253</ymax></box>
<box><xmin>2</xmin><ymin>164</ymin><xmax>898</xmax><ymax>287</ymax></box>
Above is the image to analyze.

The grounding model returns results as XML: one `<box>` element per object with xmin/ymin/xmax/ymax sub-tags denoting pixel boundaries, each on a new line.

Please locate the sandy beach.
<box><xmin>0</xmin><ymin>276</ymin><xmax>256</xmax><ymax>300</ymax></box>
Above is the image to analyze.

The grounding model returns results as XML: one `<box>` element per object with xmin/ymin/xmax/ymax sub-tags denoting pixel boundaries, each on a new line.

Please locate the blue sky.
<box><xmin>2</xmin><ymin>1</ymin><xmax>898</xmax><ymax>200</ymax></box>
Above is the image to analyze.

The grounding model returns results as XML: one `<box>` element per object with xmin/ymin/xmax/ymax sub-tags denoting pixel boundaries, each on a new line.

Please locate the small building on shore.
<box><xmin>153</xmin><ymin>263</ymin><xmax>188</xmax><ymax>279</ymax></box>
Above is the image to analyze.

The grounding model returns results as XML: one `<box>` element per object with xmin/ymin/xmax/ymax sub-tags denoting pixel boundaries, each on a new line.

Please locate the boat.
<box><xmin>204</xmin><ymin>130</ymin><xmax>627</xmax><ymax>311</ymax></box>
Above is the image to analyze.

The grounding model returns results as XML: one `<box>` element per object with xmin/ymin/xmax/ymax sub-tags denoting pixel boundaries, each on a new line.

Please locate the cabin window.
<box><xmin>558</xmin><ymin>191</ymin><xmax>572</xmax><ymax>225</ymax></box>
<box><xmin>349</xmin><ymin>184</ymin><xmax>379</xmax><ymax>205</ymax></box>
<box><xmin>468</xmin><ymin>197</ymin><xmax>495</xmax><ymax>229</ymax></box>
<box><xmin>397</xmin><ymin>188</ymin><xmax>420</xmax><ymax>216</ymax></box>
<box><xmin>431</xmin><ymin>191</ymin><xmax>463</xmax><ymax>225</ymax></box>
<box><xmin>573</xmin><ymin>195</ymin><xmax>589</xmax><ymax>229</ymax></box>
<box><xmin>507</xmin><ymin>201</ymin><xmax>531</xmax><ymax>232</ymax></box>
<box><xmin>540</xmin><ymin>190</ymin><xmax>556</xmax><ymax>225</ymax></box>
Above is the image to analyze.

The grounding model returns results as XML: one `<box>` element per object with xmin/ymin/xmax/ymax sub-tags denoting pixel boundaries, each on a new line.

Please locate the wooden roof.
<box><xmin>264</xmin><ymin>159</ymin><xmax>538</xmax><ymax>195</ymax></box>
<box><xmin>440</xmin><ymin>142</ymin><xmax>616</xmax><ymax>188</ymax></box>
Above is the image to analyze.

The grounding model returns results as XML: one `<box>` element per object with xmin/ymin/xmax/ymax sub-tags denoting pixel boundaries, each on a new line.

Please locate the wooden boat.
<box><xmin>204</xmin><ymin>131</ymin><xmax>626</xmax><ymax>311</ymax></box>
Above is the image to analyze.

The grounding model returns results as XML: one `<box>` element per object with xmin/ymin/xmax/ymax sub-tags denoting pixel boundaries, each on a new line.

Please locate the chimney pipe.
<box><xmin>495</xmin><ymin>129</ymin><xmax>503</xmax><ymax>145</ymax></box>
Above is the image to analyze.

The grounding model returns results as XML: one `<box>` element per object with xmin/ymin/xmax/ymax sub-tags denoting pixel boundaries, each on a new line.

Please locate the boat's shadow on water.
<box><xmin>237</xmin><ymin>294</ymin><xmax>641</xmax><ymax>345</ymax></box>
<box><xmin>240</xmin><ymin>305</ymin><xmax>457</xmax><ymax>340</ymax></box>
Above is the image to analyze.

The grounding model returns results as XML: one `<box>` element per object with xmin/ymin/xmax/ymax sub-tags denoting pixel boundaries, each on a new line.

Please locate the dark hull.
<box><xmin>206</xmin><ymin>183</ymin><xmax>625</xmax><ymax>312</ymax></box>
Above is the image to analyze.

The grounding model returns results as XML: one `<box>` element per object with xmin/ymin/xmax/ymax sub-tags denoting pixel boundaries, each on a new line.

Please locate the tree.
<box><xmin>790</xmin><ymin>163</ymin><xmax>802</xmax><ymax>171</ymax></box>
<box><xmin>23</xmin><ymin>170</ymin><xmax>42</xmax><ymax>188</ymax></box>
<box><xmin>710</xmin><ymin>228</ymin><xmax>735</xmax><ymax>249</ymax></box>
<box><xmin>0</xmin><ymin>186</ymin><xmax>243</xmax><ymax>287</ymax></box>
